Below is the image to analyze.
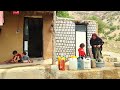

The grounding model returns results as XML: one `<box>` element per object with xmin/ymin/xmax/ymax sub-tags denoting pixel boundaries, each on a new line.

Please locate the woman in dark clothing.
<box><xmin>90</xmin><ymin>33</ymin><xmax>104</xmax><ymax>61</ymax></box>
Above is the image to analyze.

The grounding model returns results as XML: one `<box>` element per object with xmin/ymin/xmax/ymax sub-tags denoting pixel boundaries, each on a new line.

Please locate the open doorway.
<box><xmin>75</xmin><ymin>24</ymin><xmax>87</xmax><ymax>57</ymax></box>
<box><xmin>23</xmin><ymin>17</ymin><xmax>43</xmax><ymax>58</ymax></box>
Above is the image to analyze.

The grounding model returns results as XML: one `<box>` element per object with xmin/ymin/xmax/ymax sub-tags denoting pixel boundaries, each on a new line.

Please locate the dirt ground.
<box><xmin>103</xmin><ymin>40</ymin><xmax>120</xmax><ymax>54</ymax></box>
<box><xmin>99</xmin><ymin>40</ymin><xmax>120</xmax><ymax>67</ymax></box>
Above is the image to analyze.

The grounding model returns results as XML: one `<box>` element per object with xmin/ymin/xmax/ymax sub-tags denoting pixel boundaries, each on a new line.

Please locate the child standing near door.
<box><xmin>78</xmin><ymin>43</ymin><xmax>86</xmax><ymax>59</ymax></box>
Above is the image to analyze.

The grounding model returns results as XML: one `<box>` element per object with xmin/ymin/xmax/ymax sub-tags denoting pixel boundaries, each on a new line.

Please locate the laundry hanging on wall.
<box><xmin>0</xmin><ymin>11</ymin><xmax>4</xmax><ymax>26</ymax></box>
<box><xmin>12</xmin><ymin>11</ymin><xmax>20</xmax><ymax>15</ymax></box>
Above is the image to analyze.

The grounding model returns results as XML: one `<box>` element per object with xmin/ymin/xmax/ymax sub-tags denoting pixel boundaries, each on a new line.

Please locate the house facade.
<box><xmin>0</xmin><ymin>11</ymin><xmax>54</xmax><ymax>62</ymax></box>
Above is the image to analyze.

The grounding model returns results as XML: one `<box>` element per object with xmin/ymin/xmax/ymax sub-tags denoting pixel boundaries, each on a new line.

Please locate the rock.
<box><xmin>109</xmin><ymin>57</ymin><xmax>118</xmax><ymax>62</ymax></box>
<box><xmin>104</xmin><ymin>57</ymin><xmax>110</xmax><ymax>62</ymax></box>
<box><xmin>113</xmin><ymin>58</ymin><xmax>118</xmax><ymax>62</ymax></box>
<box><xmin>103</xmin><ymin>51</ymin><xmax>120</xmax><ymax>62</ymax></box>
<box><xmin>114</xmin><ymin>63</ymin><xmax>120</xmax><ymax>67</ymax></box>
<box><xmin>104</xmin><ymin>56</ymin><xmax>118</xmax><ymax>62</ymax></box>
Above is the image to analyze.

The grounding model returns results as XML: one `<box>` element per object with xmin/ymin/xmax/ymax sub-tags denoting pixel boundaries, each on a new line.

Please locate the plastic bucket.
<box><xmin>96</xmin><ymin>62</ymin><xmax>105</xmax><ymax>68</ymax></box>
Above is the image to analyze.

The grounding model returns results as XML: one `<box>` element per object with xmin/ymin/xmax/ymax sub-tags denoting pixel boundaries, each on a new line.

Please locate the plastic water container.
<box><xmin>91</xmin><ymin>59</ymin><xmax>96</xmax><ymax>68</ymax></box>
<box><xmin>60</xmin><ymin>60</ymin><xmax>65</xmax><ymax>70</ymax></box>
<box><xmin>69</xmin><ymin>58</ymin><xmax>78</xmax><ymax>70</ymax></box>
<box><xmin>77</xmin><ymin>57</ymin><xmax>83</xmax><ymax>70</ymax></box>
<box><xmin>58</xmin><ymin>56</ymin><xmax>61</xmax><ymax>70</ymax></box>
<box><xmin>80</xmin><ymin>58</ymin><xmax>91</xmax><ymax>69</ymax></box>
<box><xmin>86</xmin><ymin>57</ymin><xmax>91</xmax><ymax>61</ymax></box>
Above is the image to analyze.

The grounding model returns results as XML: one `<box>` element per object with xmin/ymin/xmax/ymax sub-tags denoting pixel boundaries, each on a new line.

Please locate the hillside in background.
<box><xmin>68</xmin><ymin>11</ymin><xmax>120</xmax><ymax>40</ymax></box>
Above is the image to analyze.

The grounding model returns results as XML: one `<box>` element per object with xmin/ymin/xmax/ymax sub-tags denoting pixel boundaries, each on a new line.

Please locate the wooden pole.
<box><xmin>52</xmin><ymin>11</ymin><xmax>56</xmax><ymax>65</ymax></box>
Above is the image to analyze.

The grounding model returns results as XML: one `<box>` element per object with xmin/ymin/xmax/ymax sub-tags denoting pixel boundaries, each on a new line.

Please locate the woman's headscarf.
<box><xmin>90</xmin><ymin>33</ymin><xmax>98</xmax><ymax>40</ymax></box>
<box><xmin>92</xmin><ymin>33</ymin><xmax>98</xmax><ymax>38</ymax></box>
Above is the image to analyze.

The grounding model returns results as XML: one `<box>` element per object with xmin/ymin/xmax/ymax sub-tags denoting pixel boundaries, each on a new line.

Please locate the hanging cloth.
<box><xmin>13</xmin><ymin>11</ymin><xmax>20</xmax><ymax>15</ymax></box>
<box><xmin>0</xmin><ymin>11</ymin><xmax>4</xmax><ymax>26</ymax></box>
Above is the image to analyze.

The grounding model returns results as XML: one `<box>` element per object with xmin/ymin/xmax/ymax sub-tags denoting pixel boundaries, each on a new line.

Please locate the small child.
<box><xmin>21</xmin><ymin>51</ymin><xmax>33</xmax><ymax>63</ymax></box>
<box><xmin>12</xmin><ymin>50</ymin><xmax>23</xmax><ymax>63</ymax></box>
<box><xmin>78</xmin><ymin>43</ymin><xmax>86</xmax><ymax>59</ymax></box>
<box><xmin>3</xmin><ymin>50</ymin><xmax>23</xmax><ymax>64</ymax></box>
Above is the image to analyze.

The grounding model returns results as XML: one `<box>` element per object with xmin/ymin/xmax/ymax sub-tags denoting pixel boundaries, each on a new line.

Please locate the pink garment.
<box><xmin>13</xmin><ymin>11</ymin><xmax>20</xmax><ymax>15</ymax></box>
<box><xmin>0</xmin><ymin>11</ymin><xmax>4</xmax><ymax>26</ymax></box>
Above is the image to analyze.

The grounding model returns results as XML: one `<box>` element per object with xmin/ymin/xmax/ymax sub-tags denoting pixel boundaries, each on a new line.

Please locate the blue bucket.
<box><xmin>96</xmin><ymin>62</ymin><xmax>105</xmax><ymax>68</ymax></box>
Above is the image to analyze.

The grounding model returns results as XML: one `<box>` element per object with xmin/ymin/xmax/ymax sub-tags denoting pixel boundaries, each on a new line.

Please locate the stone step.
<box><xmin>30</xmin><ymin>57</ymin><xmax>43</xmax><ymax>60</ymax></box>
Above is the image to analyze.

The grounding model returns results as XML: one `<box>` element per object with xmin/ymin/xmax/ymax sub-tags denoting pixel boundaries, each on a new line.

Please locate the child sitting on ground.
<box><xmin>21</xmin><ymin>51</ymin><xmax>33</xmax><ymax>63</ymax></box>
<box><xmin>78</xmin><ymin>43</ymin><xmax>86</xmax><ymax>59</ymax></box>
<box><xmin>12</xmin><ymin>50</ymin><xmax>23</xmax><ymax>63</ymax></box>
<box><xmin>5</xmin><ymin>50</ymin><xmax>23</xmax><ymax>64</ymax></box>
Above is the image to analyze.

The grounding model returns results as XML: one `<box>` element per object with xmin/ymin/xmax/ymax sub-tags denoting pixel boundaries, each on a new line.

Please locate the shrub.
<box><xmin>116</xmin><ymin>37</ymin><xmax>120</xmax><ymax>41</ymax></box>
<box><xmin>117</xmin><ymin>25</ymin><xmax>120</xmax><ymax>30</ymax></box>
<box><xmin>110</xmin><ymin>25</ymin><xmax>116</xmax><ymax>31</ymax></box>
<box><xmin>56</xmin><ymin>11</ymin><xmax>73</xmax><ymax>18</ymax></box>
<box><xmin>104</xmin><ymin>31</ymin><xmax>111</xmax><ymax>35</ymax></box>
<box><xmin>108</xmin><ymin>36</ymin><xmax>113</xmax><ymax>40</ymax></box>
<box><xmin>115</xmin><ymin>33</ymin><xmax>120</xmax><ymax>41</ymax></box>
<box><xmin>87</xmin><ymin>15</ymin><xmax>107</xmax><ymax>34</ymax></box>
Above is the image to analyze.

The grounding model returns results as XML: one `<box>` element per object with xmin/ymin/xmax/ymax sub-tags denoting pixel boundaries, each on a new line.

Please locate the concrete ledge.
<box><xmin>0</xmin><ymin>64</ymin><xmax>120</xmax><ymax>79</ymax></box>
<box><xmin>0</xmin><ymin>59</ymin><xmax>52</xmax><ymax>69</ymax></box>
<box><xmin>0</xmin><ymin>63</ymin><xmax>41</xmax><ymax>69</ymax></box>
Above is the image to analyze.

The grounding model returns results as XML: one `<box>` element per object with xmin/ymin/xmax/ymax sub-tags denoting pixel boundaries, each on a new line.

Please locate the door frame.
<box><xmin>23</xmin><ymin>16</ymin><xmax>44</xmax><ymax>58</ymax></box>
<box><xmin>75</xmin><ymin>24</ymin><xmax>88</xmax><ymax>56</ymax></box>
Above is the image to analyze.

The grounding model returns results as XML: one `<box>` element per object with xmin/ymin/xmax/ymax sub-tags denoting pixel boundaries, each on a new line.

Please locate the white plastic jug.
<box><xmin>86</xmin><ymin>57</ymin><xmax>91</xmax><ymax>61</ymax></box>
<box><xmin>69</xmin><ymin>58</ymin><xmax>78</xmax><ymax>70</ymax></box>
<box><xmin>80</xmin><ymin>58</ymin><xmax>91</xmax><ymax>69</ymax></box>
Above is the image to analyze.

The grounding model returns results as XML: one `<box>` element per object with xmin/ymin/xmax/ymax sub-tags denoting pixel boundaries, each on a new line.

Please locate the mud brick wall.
<box><xmin>55</xmin><ymin>19</ymin><xmax>75</xmax><ymax>59</ymax></box>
